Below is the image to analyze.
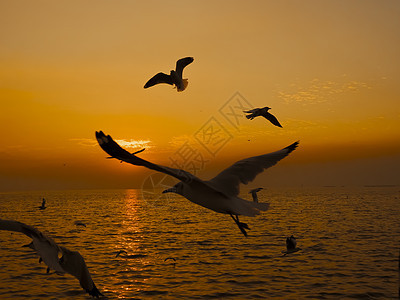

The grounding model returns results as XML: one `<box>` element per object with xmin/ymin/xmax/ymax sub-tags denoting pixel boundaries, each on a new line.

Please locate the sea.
<box><xmin>0</xmin><ymin>187</ymin><xmax>399</xmax><ymax>299</ymax></box>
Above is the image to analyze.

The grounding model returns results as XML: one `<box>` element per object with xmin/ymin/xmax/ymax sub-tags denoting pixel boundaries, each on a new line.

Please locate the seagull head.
<box><xmin>162</xmin><ymin>182</ymin><xmax>183</xmax><ymax>195</ymax></box>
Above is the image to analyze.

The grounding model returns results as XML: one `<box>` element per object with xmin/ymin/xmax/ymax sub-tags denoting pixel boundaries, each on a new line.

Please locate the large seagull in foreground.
<box><xmin>96</xmin><ymin>131</ymin><xmax>299</xmax><ymax>237</ymax></box>
<box><xmin>0</xmin><ymin>219</ymin><xmax>103</xmax><ymax>298</ymax></box>
<box><xmin>144</xmin><ymin>57</ymin><xmax>194</xmax><ymax>92</ymax></box>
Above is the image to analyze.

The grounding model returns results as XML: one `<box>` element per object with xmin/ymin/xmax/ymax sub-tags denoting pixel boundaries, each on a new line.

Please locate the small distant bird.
<box><xmin>249</xmin><ymin>188</ymin><xmax>263</xmax><ymax>203</ymax></box>
<box><xmin>115</xmin><ymin>250</ymin><xmax>147</xmax><ymax>259</ymax></box>
<box><xmin>115</xmin><ymin>250</ymin><xmax>128</xmax><ymax>258</ymax></box>
<box><xmin>244</xmin><ymin>107</ymin><xmax>282</xmax><ymax>128</ymax></box>
<box><xmin>74</xmin><ymin>221</ymin><xmax>87</xmax><ymax>227</ymax></box>
<box><xmin>39</xmin><ymin>198</ymin><xmax>46</xmax><ymax>210</ymax></box>
<box><xmin>164</xmin><ymin>257</ymin><xmax>177</xmax><ymax>267</ymax></box>
<box><xmin>286</xmin><ymin>235</ymin><xmax>297</xmax><ymax>251</ymax></box>
<box><xmin>144</xmin><ymin>57</ymin><xmax>194</xmax><ymax>92</ymax></box>
<box><xmin>96</xmin><ymin>131</ymin><xmax>299</xmax><ymax>237</ymax></box>
<box><xmin>164</xmin><ymin>257</ymin><xmax>176</xmax><ymax>262</ymax></box>
<box><xmin>0</xmin><ymin>219</ymin><xmax>102</xmax><ymax>298</ymax></box>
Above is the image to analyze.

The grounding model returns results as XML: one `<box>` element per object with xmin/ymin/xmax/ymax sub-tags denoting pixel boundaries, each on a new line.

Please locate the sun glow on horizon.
<box><xmin>0</xmin><ymin>1</ymin><xmax>399</xmax><ymax>191</ymax></box>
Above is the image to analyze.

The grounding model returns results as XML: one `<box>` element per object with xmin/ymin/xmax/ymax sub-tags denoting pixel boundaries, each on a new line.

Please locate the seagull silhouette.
<box><xmin>144</xmin><ymin>57</ymin><xmax>194</xmax><ymax>92</ymax></box>
<box><xmin>39</xmin><ymin>198</ymin><xmax>46</xmax><ymax>210</ymax></box>
<box><xmin>249</xmin><ymin>188</ymin><xmax>263</xmax><ymax>203</ymax></box>
<box><xmin>0</xmin><ymin>219</ymin><xmax>103</xmax><ymax>298</ymax></box>
<box><xmin>286</xmin><ymin>235</ymin><xmax>297</xmax><ymax>251</ymax></box>
<box><xmin>244</xmin><ymin>107</ymin><xmax>282</xmax><ymax>127</ymax></box>
<box><xmin>115</xmin><ymin>250</ymin><xmax>147</xmax><ymax>259</ymax></box>
<box><xmin>96</xmin><ymin>131</ymin><xmax>298</xmax><ymax>237</ymax></box>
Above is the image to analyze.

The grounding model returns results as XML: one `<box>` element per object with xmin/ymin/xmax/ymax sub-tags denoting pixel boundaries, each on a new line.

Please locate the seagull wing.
<box><xmin>96</xmin><ymin>131</ymin><xmax>198</xmax><ymax>184</ymax></box>
<box><xmin>207</xmin><ymin>142</ymin><xmax>299</xmax><ymax>196</ymax></box>
<box><xmin>249</xmin><ymin>187</ymin><xmax>263</xmax><ymax>194</ymax></box>
<box><xmin>263</xmin><ymin>112</ymin><xmax>283</xmax><ymax>127</ymax></box>
<box><xmin>0</xmin><ymin>219</ymin><xmax>64</xmax><ymax>273</ymax></box>
<box><xmin>175</xmin><ymin>57</ymin><xmax>194</xmax><ymax>78</ymax></box>
<box><xmin>243</xmin><ymin>108</ymin><xmax>260</xmax><ymax>114</ymax></box>
<box><xmin>144</xmin><ymin>72</ymin><xmax>173</xmax><ymax>88</ymax></box>
<box><xmin>59</xmin><ymin>246</ymin><xmax>103</xmax><ymax>298</ymax></box>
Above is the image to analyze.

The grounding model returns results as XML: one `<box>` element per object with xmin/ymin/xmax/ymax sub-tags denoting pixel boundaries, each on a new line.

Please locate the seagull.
<box><xmin>115</xmin><ymin>250</ymin><xmax>147</xmax><ymax>259</ymax></box>
<box><xmin>282</xmin><ymin>235</ymin><xmax>301</xmax><ymax>255</ymax></box>
<box><xmin>249</xmin><ymin>188</ymin><xmax>263</xmax><ymax>203</ymax></box>
<box><xmin>39</xmin><ymin>198</ymin><xmax>46</xmax><ymax>210</ymax></box>
<box><xmin>96</xmin><ymin>131</ymin><xmax>299</xmax><ymax>237</ymax></box>
<box><xmin>0</xmin><ymin>219</ymin><xmax>103</xmax><ymax>298</ymax></box>
<box><xmin>164</xmin><ymin>257</ymin><xmax>176</xmax><ymax>262</ymax></box>
<box><xmin>286</xmin><ymin>235</ymin><xmax>297</xmax><ymax>250</ymax></box>
<box><xmin>144</xmin><ymin>57</ymin><xmax>194</xmax><ymax>92</ymax></box>
<box><xmin>244</xmin><ymin>107</ymin><xmax>283</xmax><ymax>127</ymax></box>
<box><xmin>74</xmin><ymin>221</ymin><xmax>87</xmax><ymax>227</ymax></box>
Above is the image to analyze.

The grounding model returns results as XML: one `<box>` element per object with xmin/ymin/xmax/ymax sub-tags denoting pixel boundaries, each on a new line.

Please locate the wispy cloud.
<box><xmin>115</xmin><ymin>139</ymin><xmax>152</xmax><ymax>149</ymax></box>
<box><xmin>70</xmin><ymin>138</ymin><xmax>98</xmax><ymax>147</ymax></box>
<box><xmin>277</xmin><ymin>78</ymin><xmax>372</xmax><ymax>105</ymax></box>
<box><xmin>71</xmin><ymin>138</ymin><xmax>152</xmax><ymax>150</ymax></box>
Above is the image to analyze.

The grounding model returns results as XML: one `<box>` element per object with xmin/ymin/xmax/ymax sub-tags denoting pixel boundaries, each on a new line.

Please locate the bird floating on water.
<box><xmin>39</xmin><ymin>198</ymin><xmax>46</xmax><ymax>210</ymax></box>
<box><xmin>0</xmin><ymin>218</ymin><xmax>103</xmax><ymax>298</ymax></box>
<box><xmin>283</xmin><ymin>235</ymin><xmax>301</xmax><ymax>255</ymax></box>
<box><xmin>96</xmin><ymin>131</ymin><xmax>299</xmax><ymax>237</ymax></box>
<box><xmin>244</xmin><ymin>107</ymin><xmax>282</xmax><ymax>128</ymax></box>
<box><xmin>74</xmin><ymin>221</ymin><xmax>87</xmax><ymax>227</ymax></box>
<box><xmin>249</xmin><ymin>188</ymin><xmax>263</xmax><ymax>203</ymax></box>
<box><xmin>144</xmin><ymin>57</ymin><xmax>194</xmax><ymax>92</ymax></box>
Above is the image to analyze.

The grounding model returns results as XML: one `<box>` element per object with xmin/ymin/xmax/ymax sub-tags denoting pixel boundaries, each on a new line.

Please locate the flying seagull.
<box><xmin>74</xmin><ymin>221</ymin><xmax>87</xmax><ymax>227</ymax></box>
<box><xmin>249</xmin><ymin>188</ymin><xmax>263</xmax><ymax>203</ymax></box>
<box><xmin>144</xmin><ymin>57</ymin><xmax>194</xmax><ymax>92</ymax></box>
<box><xmin>244</xmin><ymin>107</ymin><xmax>283</xmax><ymax>127</ymax></box>
<box><xmin>96</xmin><ymin>131</ymin><xmax>299</xmax><ymax>237</ymax></box>
<box><xmin>115</xmin><ymin>250</ymin><xmax>147</xmax><ymax>259</ymax></box>
<box><xmin>0</xmin><ymin>219</ymin><xmax>103</xmax><ymax>298</ymax></box>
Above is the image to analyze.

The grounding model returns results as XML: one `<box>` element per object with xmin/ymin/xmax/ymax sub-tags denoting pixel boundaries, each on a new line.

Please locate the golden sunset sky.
<box><xmin>0</xmin><ymin>0</ymin><xmax>399</xmax><ymax>191</ymax></box>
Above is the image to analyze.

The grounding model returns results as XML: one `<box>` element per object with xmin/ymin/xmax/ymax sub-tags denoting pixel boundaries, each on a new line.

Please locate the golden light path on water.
<box><xmin>1</xmin><ymin>187</ymin><xmax>399</xmax><ymax>298</ymax></box>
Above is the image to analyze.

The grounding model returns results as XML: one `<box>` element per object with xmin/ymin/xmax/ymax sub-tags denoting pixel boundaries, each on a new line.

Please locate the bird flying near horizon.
<box><xmin>144</xmin><ymin>57</ymin><xmax>194</xmax><ymax>92</ymax></box>
<box><xmin>96</xmin><ymin>131</ymin><xmax>299</xmax><ymax>237</ymax></box>
<box><xmin>0</xmin><ymin>219</ymin><xmax>103</xmax><ymax>298</ymax></box>
<box><xmin>244</xmin><ymin>107</ymin><xmax>283</xmax><ymax>127</ymax></box>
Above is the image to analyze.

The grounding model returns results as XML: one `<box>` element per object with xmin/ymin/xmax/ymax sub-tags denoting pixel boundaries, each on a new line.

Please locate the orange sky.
<box><xmin>0</xmin><ymin>0</ymin><xmax>399</xmax><ymax>191</ymax></box>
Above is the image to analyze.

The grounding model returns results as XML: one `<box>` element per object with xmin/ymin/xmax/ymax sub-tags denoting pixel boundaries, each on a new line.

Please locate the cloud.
<box><xmin>115</xmin><ymin>139</ymin><xmax>152</xmax><ymax>150</ymax></box>
<box><xmin>277</xmin><ymin>78</ymin><xmax>372</xmax><ymax>105</ymax></box>
<box><xmin>70</xmin><ymin>138</ymin><xmax>152</xmax><ymax>150</ymax></box>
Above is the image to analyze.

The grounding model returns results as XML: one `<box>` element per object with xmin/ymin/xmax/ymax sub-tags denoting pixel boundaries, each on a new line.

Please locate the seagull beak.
<box><xmin>162</xmin><ymin>187</ymin><xmax>177</xmax><ymax>194</ymax></box>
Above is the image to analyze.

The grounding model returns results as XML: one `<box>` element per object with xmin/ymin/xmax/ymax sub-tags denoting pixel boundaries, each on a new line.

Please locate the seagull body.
<box><xmin>144</xmin><ymin>57</ymin><xmax>194</xmax><ymax>92</ymax></box>
<box><xmin>0</xmin><ymin>219</ymin><xmax>102</xmax><ymax>297</ymax></box>
<box><xmin>96</xmin><ymin>131</ymin><xmax>299</xmax><ymax>236</ymax></box>
<box><xmin>249</xmin><ymin>188</ymin><xmax>263</xmax><ymax>203</ymax></box>
<box><xmin>244</xmin><ymin>107</ymin><xmax>282</xmax><ymax>127</ymax></box>
<box><xmin>283</xmin><ymin>235</ymin><xmax>301</xmax><ymax>255</ymax></box>
<box><xmin>286</xmin><ymin>235</ymin><xmax>297</xmax><ymax>251</ymax></box>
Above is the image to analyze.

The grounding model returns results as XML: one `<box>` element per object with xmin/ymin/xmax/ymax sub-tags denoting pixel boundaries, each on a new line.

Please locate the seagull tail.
<box><xmin>233</xmin><ymin>198</ymin><xmax>270</xmax><ymax>217</ymax></box>
<box><xmin>177</xmin><ymin>78</ymin><xmax>189</xmax><ymax>92</ymax></box>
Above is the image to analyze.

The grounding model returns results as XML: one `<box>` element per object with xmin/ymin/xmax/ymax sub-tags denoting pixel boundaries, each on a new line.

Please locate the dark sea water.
<box><xmin>0</xmin><ymin>187</ymin><xmax>399</xmax><ymax>299</ymax></box>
